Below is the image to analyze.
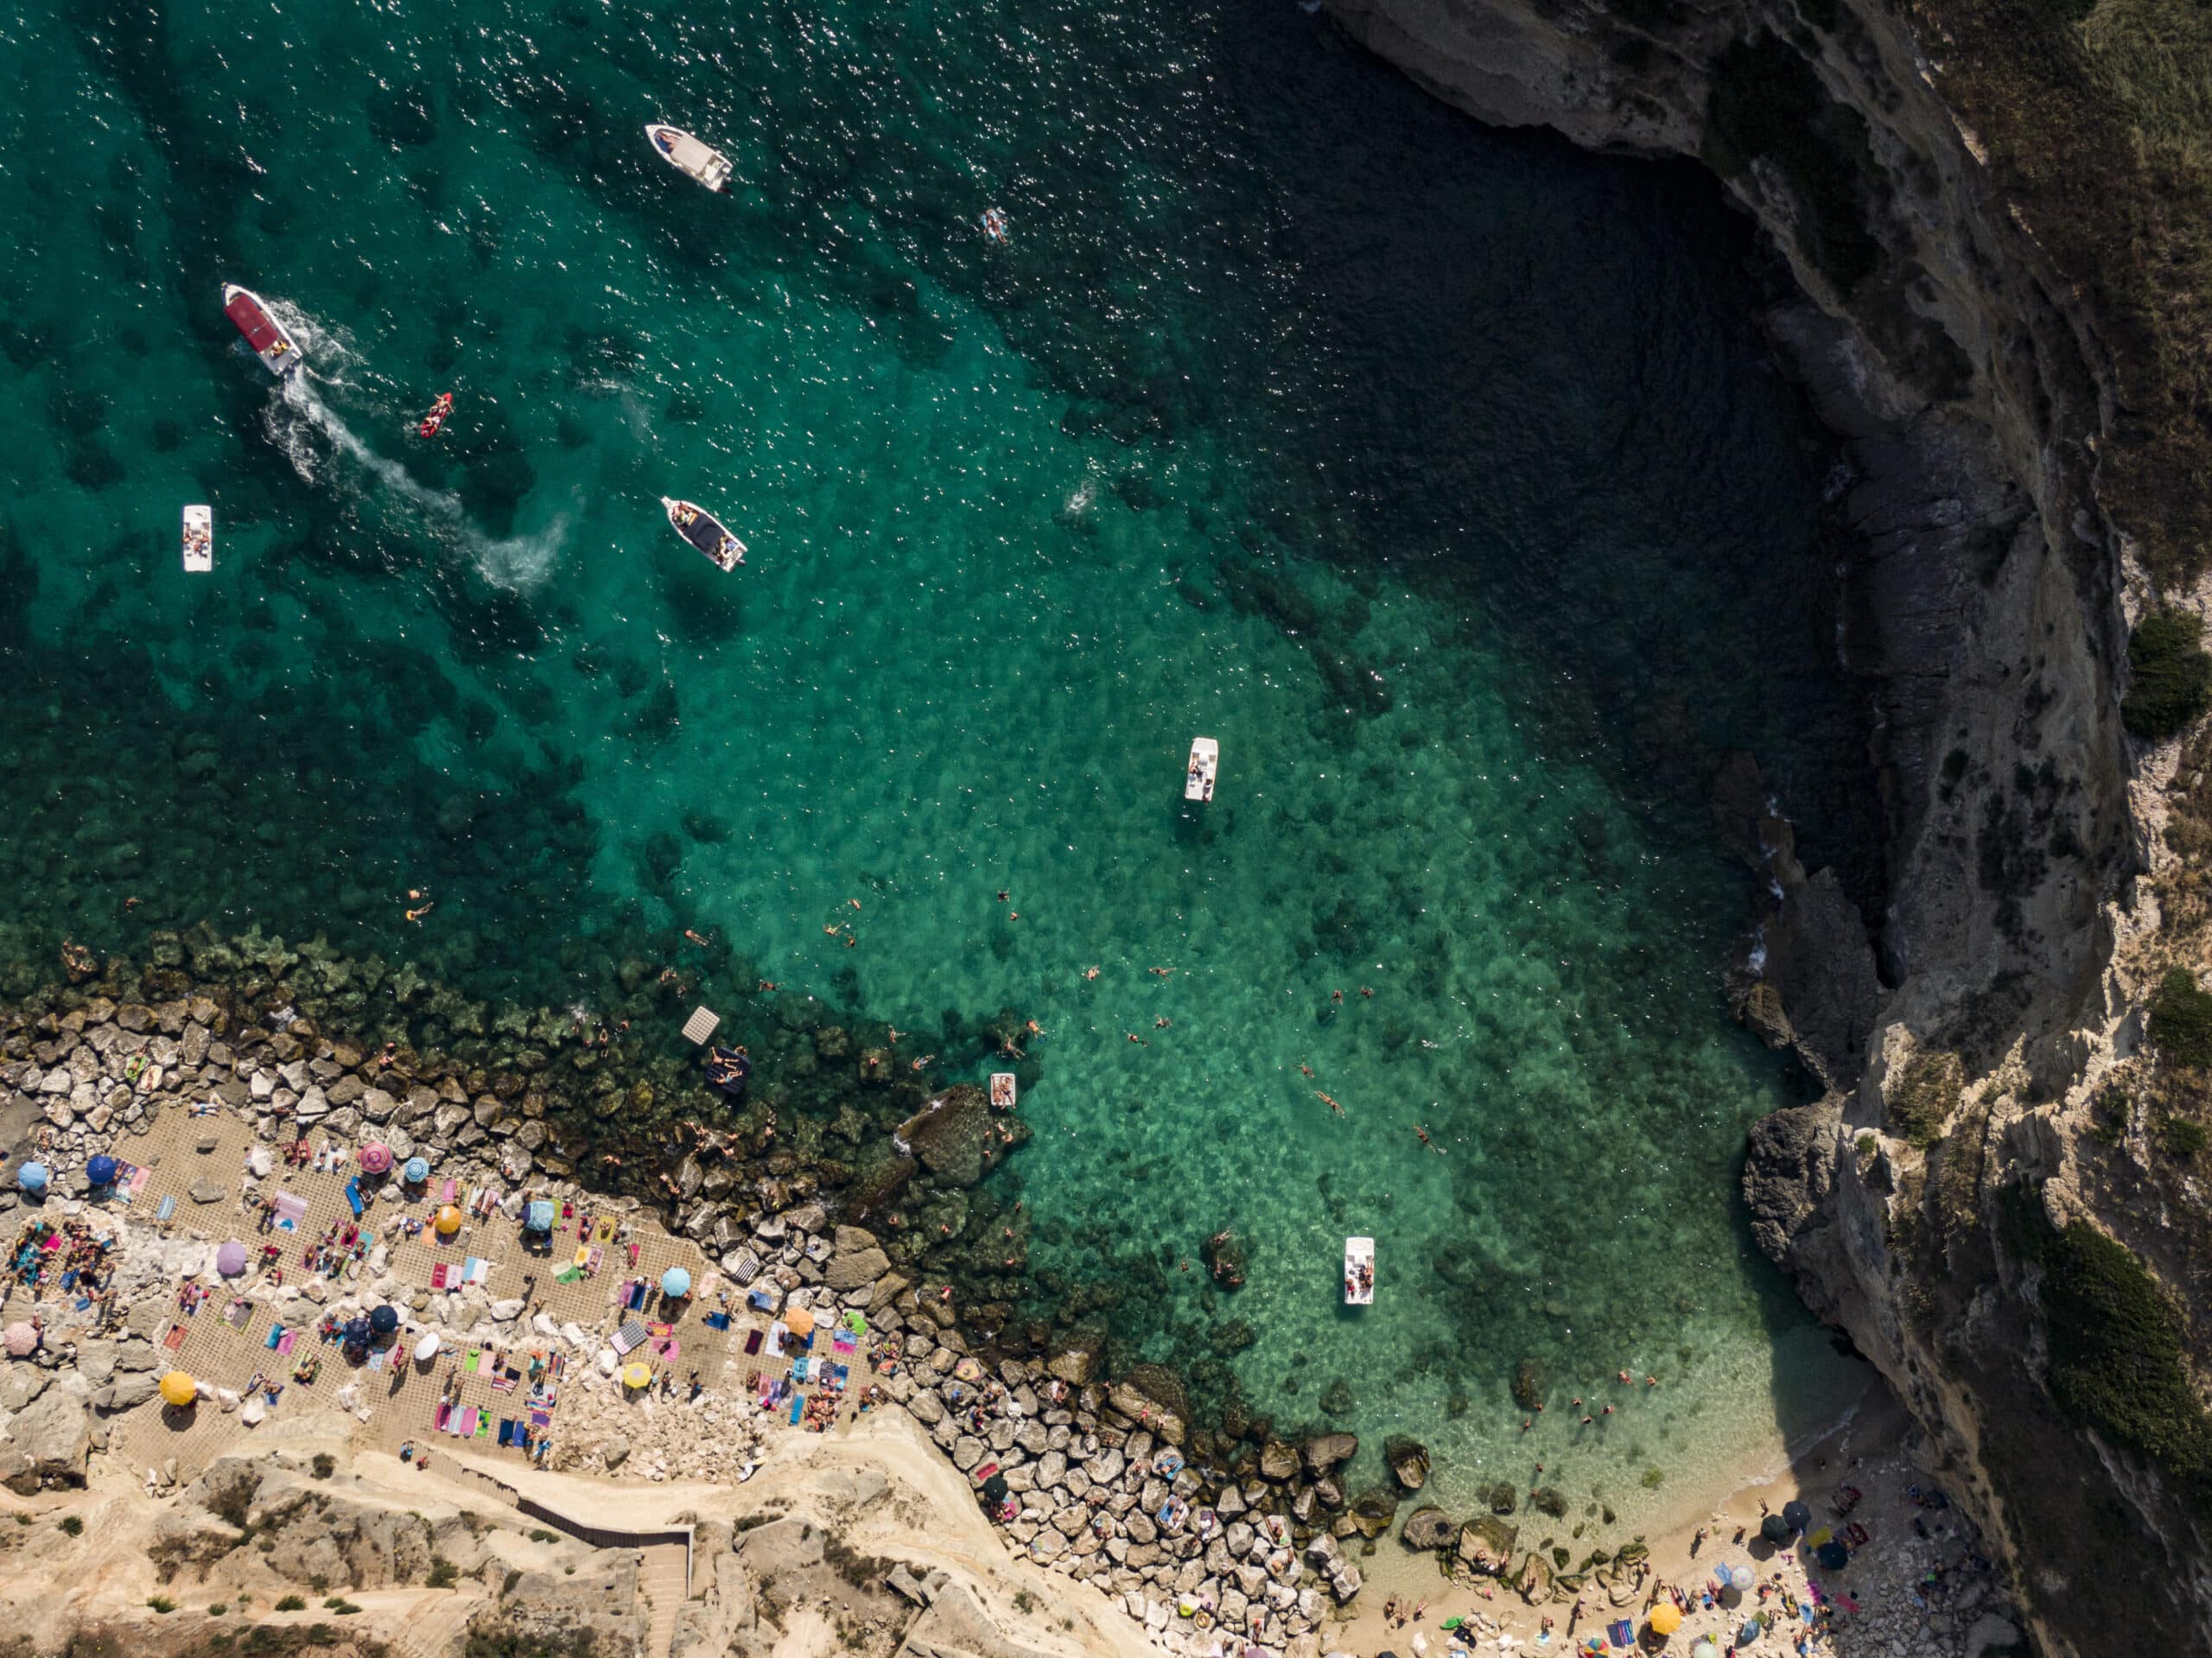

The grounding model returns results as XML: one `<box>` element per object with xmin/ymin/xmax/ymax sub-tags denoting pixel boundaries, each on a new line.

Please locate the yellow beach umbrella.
<box><xmin>435</xmin><ymin>1204</ymin><xmax>463</xmax><ymax>1236</ymax></box>
<box><xmin>1649</xmin><ymin>1602</ymin><xmax>1683</xmax><ymax>1636</ymax></box>
<box><xmin>159</xmin><ymin>1371</ymin><xmax>197</xmax><ymax>1407</ymax></box>
<box><xmin>621</xmin><ymin>1362</ymin><xmax>652</xmax><ymax>1390</ymax></box>
<box><xmin>785</xmin><ymin>1304</ymin><xmax>816</xmax><ymax>1337</ymax></box>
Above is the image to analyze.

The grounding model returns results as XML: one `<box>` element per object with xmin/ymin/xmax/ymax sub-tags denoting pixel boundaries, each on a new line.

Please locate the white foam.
<box><xmin>265</xmin><ymin>372</ymin><xmax>562</xmax><ymax>592</ymax></box>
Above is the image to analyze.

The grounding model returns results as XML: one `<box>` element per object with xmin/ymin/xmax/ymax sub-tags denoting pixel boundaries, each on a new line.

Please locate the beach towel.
<box><xmin>466</xmin><ymin>1350</ymin><xmax>481</xmax><ymax>1373</ymax></box>
<box><xmin>555</xmin><ymin>1266</ymin><xmax>582</xmax><ymax>1285</ymax></box>
<box><xmin>276</xmin><ymin>1330</ymin><xmax>298</xmax><ymax>1356</ymax></box>
<box><xmin>226</xmin><ymin>1299</ymin><xmax>252</xmax><ymax>1329</ymax></box>
<box><xmin>626</xmin><ymin>1282</ymin><xmax>649</xmax><ymax>1312</ymax></box>
<box><xmin>611</xmin><ymin>1320</ymin><xmax>648</xmax><ymax>1356</ymax></box>
<box><xmin>528</xmin><ymin>1408</ymin><xmax>551</xmax><ymax>1428</ymax></box>
<box><xmin>264</xmin><ymin>1324</ymin><xmax>286</xmax><ymax>1350</ymax></box>
<box><xmin>162</xmin><ymin>1323</ymin><xmax>188</xmax><ymax>1352</ymax></box>
<box><xmin>832</xmin><ymin>1331</ymin><xmax>857</xmax><ymax>1356</ymax></box>
<box><xmin>475</xmin><ymin>1411</ymin><xmax>491</xmax><ymax>1438</ymax></box>
<box><xmin>498</xmin><ymin>1420</ymin><xmax>513</xmax><ymax>1446</ymax></box>
<box><xmin>156</xmin><ymin>1193</ymin><xmax>175</xmax><ymax>1222</ymax></box>
<box><xmin>788</xmin><ymin>1392</ymin><xmax>804</xmax><ymax>1425</ymax></box>
<box><xmin>430</xmin><ymin>1264</ymin><xmax>449</xmax><ymax>1289</ymax></box>
<box><xmin>792</xmin><ymin>1357</ymin><xmax>811</xmax><ymax>1383</ymax></box>
<box><xmin>435</xmin><ymin>1402</ymin><xmax>453</xmax><ymax>1432</ymax></box>
<box><xmin>706</xmin><ymin>1312</ymin><xmax>732</xmax><ymax>1332</ymax></box>
<box><xmin>343</xmin><ymin>1178</ymin><xmax>364</xmax><ymax>1218</ymax></box>
<box><xmin>368</xmin><ymin>1348</ymin><xmax>387</xmax><ymax>1371</ymax></box>
<box><xmin>272</xmin><ymin>1191</ymin><xmax>309</xmax><ymax>1228</ymax></box>
<box><xmin>466</xmin><ymin>1259</ymin><xmax>492</xmax><ymax>1286</ymax></box>
<box><xmin>440</xmin><ymin>1179</ymin><xmax>457</xmax><ymax>1204</ymax></box>
<box><xmin>585</xmin><ymin>1247</ymin><xmax>603</xmax><ymax>1274</ymax></box>
<box><xmin>1607</xmin><ymin>1623</ymin><xmax>1634</xmax><ymax>1649</ymax></box>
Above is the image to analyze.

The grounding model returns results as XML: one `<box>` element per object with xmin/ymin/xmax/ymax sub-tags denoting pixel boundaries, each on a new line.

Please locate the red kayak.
<box><xmin>418</xmin><ymin>392</ymin><xmax>454</xmax><ymax>438</ymax></box>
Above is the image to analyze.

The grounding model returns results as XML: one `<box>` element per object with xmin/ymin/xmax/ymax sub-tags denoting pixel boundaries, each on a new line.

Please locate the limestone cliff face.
<box><xmin>1324</xmin><ymin>2</ymin><xmax>2198</xmax><ymax>1652</ymax></box>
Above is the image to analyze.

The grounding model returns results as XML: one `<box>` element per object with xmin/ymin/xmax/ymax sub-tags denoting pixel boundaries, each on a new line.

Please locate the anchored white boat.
<box><xmin>645</xmin><ymin>124</ymin><xmax>734</xmax><ymax>192</ymax></box>
<box><xmin>181</xmin><ymin>505</ymin><xmax>212</xmax><ymax>574</ymax></box>
<box><xmin>1185</xmin><ymin>736</ymin><xmax>1218</xmax><ymax>802</ymax></box>
<box><xmin>661</xmin><ymin>497</ymin><xmax>746</xmax><ymax>571</ymax></box>
<box><xmin>221</xmin><ymin>284</ymin><xmax>300</xmax><ymax>376</ymax></box>
<box><xmin>989</xmin><ymin>1072</ymin><xmax>1018</xmax><ymax>1109</ymax></box>
<box><xmin>1344</xmin><ymin>1236</ymin><xmax>1374</xmax><ymax>1305</ymax></box>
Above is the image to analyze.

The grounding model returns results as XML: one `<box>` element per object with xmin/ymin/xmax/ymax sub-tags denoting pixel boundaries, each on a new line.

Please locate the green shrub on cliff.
<box><xmin>2149</xmin><ymin>966</ymin><xmax>2212</xmax><ymax>1067</ymax></box>
<box><xmin>2028</xmin><ymin>1213</ymin><xmax>2212</xmax><ymax>1490</ymax></box>
<box><xmin>1887</xmin><ymin>1050</ymin><xmax>1962</xmax><ymax>1147</ymax></box>
<box><xmin>2120</xmin><ymin>611</ymin><xmax>2212</xmax><ymax>739</ymax></box>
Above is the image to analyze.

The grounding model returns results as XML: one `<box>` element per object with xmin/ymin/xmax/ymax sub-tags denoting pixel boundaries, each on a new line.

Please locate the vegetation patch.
<box><xmin>2121</xmin><ymin>612</ymin><xmax>2212</xmax><ymax>740</ymax></box>
<box><xmin>2012</xmin><ymin>1204</ymin><xmax>2212</xmax><ymax>1492</ymax></box>
<box><xmin>2150</xmin><ymin>967</ymin><xmax>2212</xmax><ymax>1066</ymax></box>
<box><xmin>1888</xmin><ymin>1050</ymin><xmax>1963</xmax><ymax>1147</ymax></box>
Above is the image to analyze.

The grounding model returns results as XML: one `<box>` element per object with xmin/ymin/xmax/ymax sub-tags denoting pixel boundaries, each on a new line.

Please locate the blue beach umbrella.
<box><xmin>16</xmin><ymin>1163</ymin><xmax>47</xmax><ymax>1195</ymax></box>
<box><xmin>342</xmin><ymin>1318</ymin><xmax>372</xmax><ymax>1344</ymax></box>
<box><xmin>660</xmin><ymin>1267</ymin><xmax>691</xmax><ymax>1299</ymax></box>
<box><xmin>404</xmin><ymin>1157</ymin><xmax>429</xmax><ymax>1184</ymax></box>
<box><xmin>369</xmin><ymin>1305</ymin><xmax>400</xmax><ymax>1336</ymax></box>
<box><xmin>525</xmin><ymin>1200</ymin><xmax>556</xmax><ymax>1233</ymax></box>
<box><xmin>85</xmin><ymin>1154</ymin><xmax>118</xmax><ymax>1188</ymax></box>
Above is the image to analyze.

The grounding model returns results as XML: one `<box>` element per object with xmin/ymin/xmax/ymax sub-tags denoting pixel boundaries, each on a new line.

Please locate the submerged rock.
<box><xmin>1402</xmin><ymin>1507</ymin><xmax>1455</xmax><ymax>1550</ymax></box>
<box><xmin>897</xmin><ymin>1085</ymin><xmax>995</xmax><ymax>1187</ymax></box>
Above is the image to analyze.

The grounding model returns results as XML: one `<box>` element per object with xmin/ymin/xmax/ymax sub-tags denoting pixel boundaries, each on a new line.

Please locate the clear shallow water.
<box><xmin>0</xmin><ymin>0</ymin><xmax>1873</xmax><ymax>1517</ymax></box>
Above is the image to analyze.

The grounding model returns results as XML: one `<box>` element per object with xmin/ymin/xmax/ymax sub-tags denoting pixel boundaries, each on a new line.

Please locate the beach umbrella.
<box><xmin>342</xmin><ymin>1318</ymin><xmax>372</xmax><ymax>1344</ymax></box>
<box><xmin>1691</xmin><ymin>1642</ymin><xmax>1718</xmax><ymax>1658</ymax></box>
<box><xmin>621</xmin><ymin>1362</ymin><xmax>652</xmax><ymax>1390</ymax></box>
<box><xmin>369</xmin><ymin>1305</ymin><xmax>400</xmax><ymax>1336</ymax></box>
<box><xmin>785</xmin><ymin>1304</ymin><xmax>816</xmax><ymax>1337</ymax></box>
<box><xmin>359</xmin><ymin>1142</ymin><xmax>393</xmax><ymax>1174</ymax></box>
<box><xmin>85</xmin><ymin>1154</ymin><xmax>118</xmax><ymax>1188</ymax></box>
<box><xmin>404</xmin><ymin>1156</ymin><xmax>429</xmax><ymax>1184</ymax></box>
<box><xmin>1815</xmin><ymin>1540</ymin><xmax>1850</xmax><ymax>1572</ymax></box>
<box><xmin>414</xmin><ymin>1333</ymin><xmax>441</xmax><ymax>1363</ymax></box>
<box><xmin>526</xmin><ymin>1200</ymin><xmax>556</xmax><ymax>1233</ymax></box>
<box><xmin>660</xmin><ymin>1267</ymin><xmax>691</xmax><ymax>1299</ymax></box>
<box><xmin>435</xmin><ymin>1204</ymin><xmax>463</xmax><ymax>1236</ymax></box>
<box><xmin>159</xmin><ymin>1371</ymin><xmax>198</xmax><ymax>1407</ymax></box>
<box><xmin>1781</xmin><ymin>1499</ymin><xmax>1812</xmax><ymax>1533</ymax></box>
<box><xmin>216</xmin><ymin>1242</ymin><xmax>248</xmax><ymax>1278</ymax></box>
<box><xmin>981</xmin><ymin>1472</ymin><xmax>1009</xmax><ymax>1504</ymax></box>
<box><xmin>1738</xmin><ymin>1619</ymin><xmax>1764</xmax><ymax>1646</ymax></box>
<box><xmin>1648</xmin><ymin>1604</ymin><xmax>1682</xmax><ymax>1636</ymax></box>
<box><xmin>1760</xmin><ymin>1513</ymin><xmax>1794</xmax><ymax>1545</ymax></box>
<box><xmin>3</xmin><ymin>1324</ymin><xmax>38</xmax><ymax>1357</ymax></box>
<box><xmin>14</xmin><ymin>1162</ymin><xmax>44</xmax><ymax>1195</ymax></box>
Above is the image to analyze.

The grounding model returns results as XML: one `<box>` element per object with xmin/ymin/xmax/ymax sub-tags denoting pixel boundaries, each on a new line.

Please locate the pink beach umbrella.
<box><xmin>215</xmin><ymin>1241</ymin><xmax>248</xmax><ymax>1278</ymax></box>
<box><xmin>3</xmin><ymin>1323</ymin><xmax>39</xmax><ymax>1357</ymax></box>
<box><xmin>359</xmin><ymin>1142</ymin><xmax>393</xmax><ymax>1175</ymax></box>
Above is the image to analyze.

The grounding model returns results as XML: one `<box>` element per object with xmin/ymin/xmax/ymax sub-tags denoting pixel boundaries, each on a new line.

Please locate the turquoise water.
<box><xmin>0</xmin><ymin>0</ymin><xmax>1874</xmax><ymax>1515</ymax></box>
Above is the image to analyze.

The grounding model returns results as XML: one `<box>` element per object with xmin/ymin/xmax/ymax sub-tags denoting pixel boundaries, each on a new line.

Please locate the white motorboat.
<box><xmin>645</xmin><ymin>124</ymin><xmax>734</xmax><ymax>192</ymax></box>
<box><xmin>221</xmin><ymin>284</ymin><xmax>301</xmax><ymax>376</ymax></box>
<box><xmin>1185</xmin><ymin>736</ymin><xmax>1218</xmax><ymax>802</ymax></box>
<box><xmin>181</xmin><ymin>505</ymin><xmax>212</xmax><ymax>574</ymax></box>
<box><xmin>661</xmin><ymin>496</ymin><xmax>746</xmax><ymax>571</ymax></box>
<box><xmin>1344</xmin><ymin>1236</ymin><xmax>1374</xmax><ymax>1305</ymax></box>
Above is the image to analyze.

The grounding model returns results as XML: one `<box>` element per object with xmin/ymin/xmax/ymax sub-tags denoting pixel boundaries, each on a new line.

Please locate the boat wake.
<box><xmin>256</xmin><ymin>300</ymin><xmax>562</xmax><ymax>592</ymax></box>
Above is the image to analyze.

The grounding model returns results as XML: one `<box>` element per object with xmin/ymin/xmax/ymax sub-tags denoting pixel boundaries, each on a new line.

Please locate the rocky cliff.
<box><xmin>1324</xmin><ymin>1</ymin><xmax>2206</xmax><ymax>1652</ymax></box>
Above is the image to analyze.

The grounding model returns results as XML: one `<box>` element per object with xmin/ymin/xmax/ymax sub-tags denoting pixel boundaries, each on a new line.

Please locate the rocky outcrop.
<box><xmin>1323</xmin><ymin>3</ymin><xmax>2173</xmax><ymax>1655</ymax></box>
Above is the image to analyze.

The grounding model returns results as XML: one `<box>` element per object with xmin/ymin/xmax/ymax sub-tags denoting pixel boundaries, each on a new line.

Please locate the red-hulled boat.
<box><xmin>221</xmin><ymin>284</ymin><xmax>301</xmax><ymax>377</ymax></box>
<box><xmin>418</xmin><ymin>392</ymin><xmax>454</xmax><ymax>438</ymax></box>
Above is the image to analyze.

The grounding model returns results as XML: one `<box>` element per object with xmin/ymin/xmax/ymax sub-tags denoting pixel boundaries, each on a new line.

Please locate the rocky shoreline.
<box><xmin>0</xmin><ymin>924</ymin><xmax>1742</xmax><ymax>1655</ymax></box>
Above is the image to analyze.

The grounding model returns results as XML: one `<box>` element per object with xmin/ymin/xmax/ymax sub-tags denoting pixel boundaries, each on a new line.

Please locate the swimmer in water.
<box><xmin>1083</xmin><ymin>966</ymin><xmax>1100</xmax><ymax>981</ymax></box>
<box><xmin>683</xmin><ymin>929</ymin><xmax>709</xmax><ymax>946</ymax></box>
<box><xmin>405</xmin><ymin>903</ymin><xmax>434</xmax><ymax>923</ymax></box>
<box><xmin>759</xmin><ymin>980</ymin><xmax>780</xmax><ymax>992</ymax></box>
<box><xmin>1317</xmin><ymin>1091</ymin><xmax>1343</xmax><ymax>1115</ymax></box>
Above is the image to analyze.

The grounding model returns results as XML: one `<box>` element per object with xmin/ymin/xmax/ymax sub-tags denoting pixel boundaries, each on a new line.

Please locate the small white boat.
<box><xmin>1344</xmin><ymin>1236</ymin><xmax>1374</xmax><ymax>1305</ymax></box>
<box><xmin>1185</xmin><ymin>736</ymin><xmax>1219</xmax><ymax>802</ymax></box>
<box><xmin>645</xmin><ymin>124</ymin><xmax>734</xmax><ymax>193</ymax></box>
<box><xmin>221</xmin><ymin>284</ymin><xmax>300</xmax><ymax>376</ymax></box>
<box><xmin>181</xmin><ymin>505</ymin><xmax>212</xmax><ymax>574</ymax></box>
<box><xmin>989</xmin><ymin>1072</ymin><xmax>1018</xmax><ymax>1109</ymax></box>
<box><xmin>661</xmin><ymin>497</ymin><xmax>746</xmax><ymax>572</ymax></box>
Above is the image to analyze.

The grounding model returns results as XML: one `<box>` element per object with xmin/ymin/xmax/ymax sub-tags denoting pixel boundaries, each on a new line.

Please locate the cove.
<box><xmin>0</xmin><ymin>0</ymin><xmax>1874</xmax><ymax>1517</ymax></box>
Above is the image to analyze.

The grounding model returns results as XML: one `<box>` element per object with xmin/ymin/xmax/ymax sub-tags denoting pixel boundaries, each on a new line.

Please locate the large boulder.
<box><xmin>823</xmin><ymin>1246</ymin><xmax>891</xmax><ymax>1291</ymax></box>
<box><xmin>1303</xmin><ymin>1432</ymin><xmax>1357</xmax><ymax>1474</ymax></box>
<box><xmin>897</xmin><ymin>1086</ymin><xmax>997</xmax><ymax>1187</ymax></box>
<box><xmin>1384</xmin><ymin>1436</ymin><xmax>1429</xmax><ymax>1491</ymax></box>
<box><xmin>1402</xmin><ymin>1508</ymin><xmax>1456</xmax><ymax>1550</ymax></box>
<box><xmin>1109</xmin><ymin>1369</ymin><xmax>1188</xmax><ymax>1445</ymax></box>
<box><xmin>1456</xmin><ymin>1516</ymin><xmax>1516</xmax><ymax>1577</ymax></box>
<box><xmin>1511</xmin><ymin>1357</ymin><xmax>1545</xmax><ymax>1412</ymax></box>
<box><xmin>1260</xmin><ymin>1440</ymin><xmax>1300</xmax><ymax>1481</ymax></box>
<box><xmin>0</xmin><ymin>1382</ymin><xmax>92</xmax><ymax>1491</ymax></box>
<box><xmin>1045</xmin><ymin>1330</ymin><xmax>1102</xmax><ymax>1386</ymax></box>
